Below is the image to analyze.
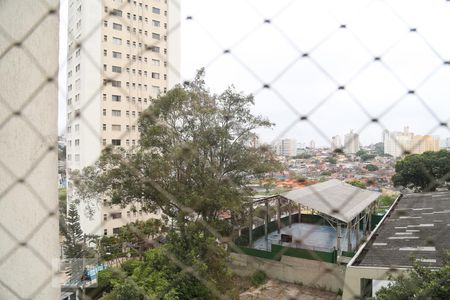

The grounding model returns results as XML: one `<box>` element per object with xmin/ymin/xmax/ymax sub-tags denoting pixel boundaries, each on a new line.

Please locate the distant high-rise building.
<box><xmin>344</xmin><ymin>130</ymin><xmax>360</xmax><ymax>154</ymax></box>
<box><xmin>383</xmin><ymin>127</ymin><xmax>440</xmax><ymax>158</ymax></box>
<box><xmin>331</xmin><ymin>135</ymin><xmax>342</xmax><ymax>151</ymax></box>
<box><xmin>66</xmin><ymin>0</ymin><xmax>180</xmax><ymax>235</ymax></box>
<box><xmin>444</xmin><ymin>137</ymin><xmax>450</xmax><ymax>150</ymax></box>
<box><xmin>275</xmin><ymin>138</ymin><xmax>297</xmax><ymax>157</ymax></box>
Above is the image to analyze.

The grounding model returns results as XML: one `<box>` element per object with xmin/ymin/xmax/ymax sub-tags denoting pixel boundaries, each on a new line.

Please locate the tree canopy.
<box><xmin>72</xmin><ymin>70</ymin><xmax>281</xmax><ymax>298</ymax></box>
<box><xmin>392</xmin><ymin>150</ymin><xmax>450</xmax><ymax>191</ymax></box>
<box><xmin>376</xmin><ymin>254</ymin><xmax>450</xmax><ymax>299</ymax></box>
<box><xmin>347</xmin><ymin>180</ymin><xmax>367</xmax><ymax>189</ymax></box>
<box><xmin>72</xmin><ymin>70</ymin><xmax>280</xmax><ymax>229</ymax></box>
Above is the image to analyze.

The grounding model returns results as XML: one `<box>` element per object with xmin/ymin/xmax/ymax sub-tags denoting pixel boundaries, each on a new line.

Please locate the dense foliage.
<box><xmin>73</xmin><ymin>71</ymin><xmax>280</xmax><ymax>299</ymax></box>
<box><xmin>376</xmin><ymin>254</ymin><xmax>450</xmax><ymax>299</ymax></box>
<box><xmin>392</xmin><ymin>150</ymin><xmax>450</xmax><ymax>191</ymax></box>
<box><xmin>98</xmin><ymin>228</ymin><xmax>236</xmax><ymax>299</ymax></box>
<box><xmin>63</xmin><ymin>203</ymin><xmax>84</xmax><ymax>258</ymax></box>
<box><xmin>347</xmin><ymin>180</ymin><xmax>367</xmax><ymax>189</ymax></box>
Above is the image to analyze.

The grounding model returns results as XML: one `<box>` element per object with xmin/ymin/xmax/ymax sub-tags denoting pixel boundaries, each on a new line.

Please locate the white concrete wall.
<box><xmin>231</xmin><ymin>253</ymin><xmax>345</xmax><ymax>292</ymax></box>
<box><xmin>0</xmin><ymin>1</ymin><xmax>60</xmax><ymax>299</ymax></box>
<box><xmin>342</xmin><ymin>266</ymin><xmax>404</xmax><ymax>300</ymax></box>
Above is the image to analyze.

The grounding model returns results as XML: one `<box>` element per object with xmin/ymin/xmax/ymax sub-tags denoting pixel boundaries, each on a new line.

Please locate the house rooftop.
<box><xmin>352</xmin><ymin>191</ymin><xmax>450</xmax><ymax>268</ymax></box>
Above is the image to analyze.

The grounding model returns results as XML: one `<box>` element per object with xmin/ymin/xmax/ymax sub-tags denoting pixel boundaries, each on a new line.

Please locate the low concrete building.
<box><xmin>343</xmin><ymin>191</ymin><xmax>450</xmax><ymax>299</ymax></box>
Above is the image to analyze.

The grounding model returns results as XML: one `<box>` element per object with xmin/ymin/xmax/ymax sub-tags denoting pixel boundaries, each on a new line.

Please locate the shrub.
<box><xmin>250</xmin><ymin>270</ymin><xmax>267</xmax><ymax>286</ymax></box>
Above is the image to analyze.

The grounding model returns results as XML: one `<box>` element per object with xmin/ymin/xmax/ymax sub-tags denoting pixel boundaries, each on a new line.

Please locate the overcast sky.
<box><xmin>59</xmin><ymin>0</ymin><xmax>450</xmax><ymax>146</ymax></box>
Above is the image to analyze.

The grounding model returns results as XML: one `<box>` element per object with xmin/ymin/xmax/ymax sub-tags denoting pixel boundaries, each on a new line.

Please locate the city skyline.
<box><xmin>269</xmin><ymin>126</ymin><xmax>447</xmax><ymax>148</ymax></box>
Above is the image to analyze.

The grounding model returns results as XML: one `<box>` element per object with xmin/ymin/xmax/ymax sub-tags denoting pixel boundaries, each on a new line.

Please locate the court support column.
<box><xmin>298</xmin><ymin>204</ymin><xmax>302</xmax><ymax>223</ymax></box>
<box><xmin>337</xmin><ymin>223</ymin><xmax>342</xmax><ymax>255</ymax></box>
<box><xmin>249</xmin><ymin>201</ymin><xmax>253</xmax><ymax>247</ymax></box>
<box><xmin>347</xmin><ymin>222</ymin><xmax>352</xmax><ymax>251</ymax></box>
<box><xmin>355</xmin><ymin>217</ymin><xmax>360</xmax><ymax>248</ymax></box>
<box><xmin>288</xmin><ymin>201</ymin><xmax>292</xmax><ymax>228</ymax></box>
<box><xmin>264</xmin><ymin>199</ymin><xmax>269</xmax><ymax>241</ymax></box>
<box><xmin>277</xmin><ymin>198</ymin><xmax>281</xmax><ymax>234</ymax></box>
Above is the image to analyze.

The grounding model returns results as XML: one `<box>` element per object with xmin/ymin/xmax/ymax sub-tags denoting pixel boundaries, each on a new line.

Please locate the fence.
<box><xmin>1</xmin><ymin>0</ymin><xmax>450</xmax><ymax>299</ymax></box>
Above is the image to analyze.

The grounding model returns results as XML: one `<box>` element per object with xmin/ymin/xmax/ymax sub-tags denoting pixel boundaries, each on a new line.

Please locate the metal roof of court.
<box><xmin>281</xmin><ymin>179</ymin><xmax>381</xmax><ymax>223</ymax></box>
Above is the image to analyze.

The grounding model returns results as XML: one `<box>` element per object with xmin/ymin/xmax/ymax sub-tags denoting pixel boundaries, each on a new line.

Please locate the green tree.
<box><xmin>374</xmin><ymin>142</ymin><xmax>384</xmax><ymax>156</ymax></box>
<box><xmin>63</xmin><ymin>203</ymin><xmax>84</xmax><ymax>258</ymax></box>
<box><xmin>327</xmin><ymin>157</ymin><xmax>337</xmax><ymax>164</ymax></box>
<box><xmin>72</xmin><ymin>70</ymin><xmax>280</xmax><ymax>298</ymax></box>
<box><xmin>377</xmin><ymin>194</ymin><xmax>397</xmax><ymax>207</ymax></box>
<box><xmin>376</xmin><ymin>254</ymin><xmax>450</xmax><ymax>299</ymax></box>
<box><xmin>365</xmin><ymin>164</ymin><xmax>379</xmax><ymax>172</ymax></box>
<box><xmin>392</xmin><ymin>150</ymin><xmax>450</xmax><ymax>191</ymax></box>
<box><xmin>59</xmin><ymin>188</ymin><xmax>67</xmax><ymax>236</ymax></box>
<box><xmin>347</xmin><ymin>180</ymin><xmax>367</xmax><ymax>189</ymax></box>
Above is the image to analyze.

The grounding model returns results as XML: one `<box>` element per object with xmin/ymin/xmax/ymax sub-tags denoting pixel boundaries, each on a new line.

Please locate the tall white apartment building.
<box><xmin>275</xmin><ymin>139</ymin><xmax>297</xmax><ymax>157</ymax></box>
<box><xmin>66</xmin><ymin>0</ymin><xmax>180</xmax><ymax>236</ymax></box>
<box><xmin>383</xmin><ymin>127</ymin><xmax>440</xmax><ymax>158</ymax></box>
<box><xmin>331</xmin><ymin>135</ymin><xmax>342</xmax><ymax>151</ymax></box>
<box><xmin>344</xmin><ymin>130</ymin><xmax>360</xmax><ymax>154</ymax></box>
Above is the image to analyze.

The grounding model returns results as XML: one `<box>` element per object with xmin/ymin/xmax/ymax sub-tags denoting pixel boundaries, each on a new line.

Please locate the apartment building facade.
<box><xmin>344</xmin><ymin>130</ymin><xmax>360</xmax><ymax>154</ymax></box>
<box><xmin>383</xmin><ymin>127</ymin><xmax>440</xmax><ymax>158</ymax></box>
<box><xmin>66</xmin><ymin>0</ymin><xmax>180</xmax><ymax>236</ymax></box>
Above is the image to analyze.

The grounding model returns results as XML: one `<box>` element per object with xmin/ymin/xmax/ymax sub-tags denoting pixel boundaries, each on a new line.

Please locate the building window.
<box><xmin>104</xmin><ymin>35</ymin><xmax>108</xmax><ymax>42</ymax></box>
<box><xmin>113</xmin><ymin>23</ymin><xmax>122</xmax><ymax>31</ymax></box>
<box><xmin>152</xmin><ymin>86</ymin><xmax>160</xmax><ymax>95</ymax></box>
<box><xmin>111</xmin><ymin>212</ymin><xmax>122</xmax><ymax>219</ymax></box>
<box><xmin>103</xmin><ymin>124</ymin><xmax>107</xmax><ymax>131</ymax></box>
<box><xmin>112</xmin><ymin>37</ymin><xmax>122</xmax><ymax>45</ymax></box>
<box><xmin>103</xmin><ymin>229</ymin><xmax>107</xmax><ymax>236</ymax></box>
<box><xmin>112</xmin><ymin>80</ymin><xmax>121</xmax><ymax>87</ymax></box>
<box><xmin>112</xmin><ymin>51</ymin><xmax>122</xmax><ymax>58</ymax></box>
<box><xmin>103</xmin><ymin>214</ymin><xmax>107</xmax><ymax>221</ymax></box>
<box><xmin>127</xmin><ymin>211</ymin><xmax>131</xmax><ymax>217</ymax></box>
<box><xmin>103</xmin><ymin>139</ymin><xmax>106</xmax><ymax>145</ymax></box>
<box><xmin>74</xmin><ymin>154</ymin><xmax>80</xmax><ymax>162</ymax></box>
<box><xmin>152</xmin><ymin>33</ymin><xmax>160</xmax><ymax>40</ymax></box>
<box><xmin>111</xmin><ymin>9</ymin><xmax>122</xmax><ymax>17</ymax></box>
<box><xmin>152</xmin><ymin>20</ymin><xmax>160</xmax><ymax>27</ymax></box>
<box><xmin>75</xmin><ymin>124</ymin><xmax>79</xmax><ymax>131</ymax></box>
<box><xmin>151</xmin><ymin>72</ymin><xmax>160</xmax><ymax>79</ymax></box>
<box><xmin>112</xmin><ymin>124</ymin><xmax>121</xmax><ymax>131</ymax></box>
<box><xmin>103</xmin><ymin>109</ymin><xmax>106</xmax><ymax>116</ymax></box>
<box><xmin>74</xmin><ymin>139</ymin><xmax>80</xmax><ymax>146</ymax></box>
<box><xmin>112</xmin><ymin>227</ymin><xmax>120</xmax><ymax>235</ymax></box>
<box><xmin>112</xmin><ymin>139</ymin><xmax>121</xmax><ymax>146</ymax></box>
<box><xmin>112</xmin><ymin>95</ymin><xmax>121</xmax><ymax>102</ymax></box>
<box><xmin>103</xmin><ymin>20</ymin><xmax>108</xmax><ymax>27</ymax></box>
<box><xmin>104</xmin><ymin>49</ymin><xmax>107</xmax><ymax>56</ymax></box>
<box><xmin>112</xmin><ymin>109</ymin><xmax>121</xmax><ymax>117</ymax></box>
<box><xmin>103</xmin><ymin>94</ymin><xmax>107</xmax><ymax>101</ymax></box>
<box><xmin>151</xmin><ymin>59</ymin><xmax>160</xmax><ymax>66</ymax></box>
<box><xmin>152</xmin><ymin>7</ymin><xmax>160</xmax><ymax>14</ymax></box>
<box><xmin>149</xmin><ymin>46</ymin><xmax>160</xmax><ymax>53</ymax></box>
<box><xmin>112</xmin><ymin>66</ymin><xmax>122</xmax><ymax>73</ymax></box>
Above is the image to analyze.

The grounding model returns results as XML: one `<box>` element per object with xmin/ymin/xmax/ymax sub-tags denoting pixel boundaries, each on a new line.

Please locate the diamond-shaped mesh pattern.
<box><xmin>1</xmin><ymin>0</ymin><xmax>449</xmax><ymax>299</ymax></box>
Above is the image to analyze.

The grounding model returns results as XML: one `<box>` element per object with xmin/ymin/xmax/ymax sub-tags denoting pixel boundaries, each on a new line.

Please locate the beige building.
<box><xmin>275</xmin><ymin>138</ymin><xmax>297</xmax><ymax>157</ymax></box>
<box><xmin>66</xmin><ymin>0</ymin><xmax>180</xmax><ymax>236</ymax></box>
<box><xmin>383</xmin><ymin>127</ymin><xmax>440</xmax><ymax>158</ymax></box>
<box><xmin>331</xmin><ymin>135</ymin><xmax>342</xmax><ymax>151</ymax></box>
<box><xmin>344</xmin><ymin>130</ymin><xmax>360</xmax><ymax>154</ymax></box>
